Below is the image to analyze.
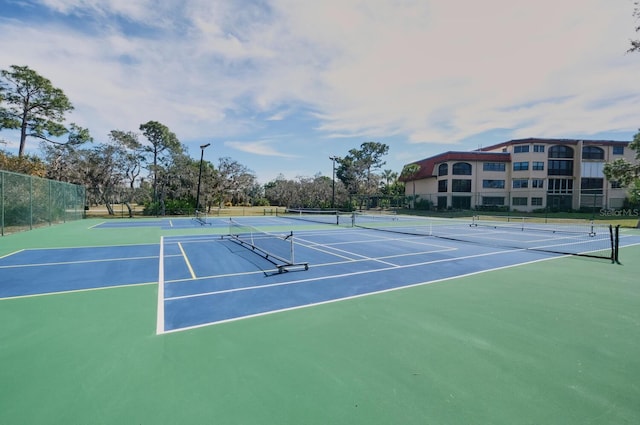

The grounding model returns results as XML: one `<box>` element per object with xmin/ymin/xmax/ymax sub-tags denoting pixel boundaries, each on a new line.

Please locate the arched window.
<box><xmin>438</xmin><ymin>163</ymin><xmax>448</xmax><ymax>176</ymax></box>
<box><xmin>452</xmin><ymin>162</ymin><xmax>472</xmax><ymax>175</ymax></box>
<box><xmin>548</xmin><ymin>145</ymin><xmax>574</xmax><ymax>159</ymax></box>
<box><xmin>582</xmin><ymin>146</ymin><xmax>604</xmax><ymax>160</ymax></box>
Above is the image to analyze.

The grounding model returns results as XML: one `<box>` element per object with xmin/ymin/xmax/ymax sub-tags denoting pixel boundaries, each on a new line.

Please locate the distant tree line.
<box><xmin>0</xmin><ymin>65</ymin><xmax>407</xmax><ymax>215</ymax></box>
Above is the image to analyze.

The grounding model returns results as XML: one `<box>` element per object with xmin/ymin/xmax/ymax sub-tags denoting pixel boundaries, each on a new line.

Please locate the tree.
<box><xmin>336</xmin><ymin>141</ymin><xmax>389</xmax><ymax>200</ymax></box>
<box><xmin>0</xmin><ymin>150</ymin><xmax>46</xmax><ymax>176</ymax></box>
<box><xmin>109</xmin><ymin>130</ymin><xmax>144</xmax><ymax>189</ymax></box>
<box><xmin>603</xmin><ymin>132</ymin><xmax>640</xmax><ymax>205</ymax></box>
<box><xmin>0</xmin><ymin>65</ymin><xmax>75</xmax><ymax>157</ymax></box>
<box><xmin>139</xmin><ymin>121</ymin><xmax>181</xmax><ymax>213</ymax></box>
<box><xmin>380</xmin><ymin>169</ymin><xmax>398</xmax><ymax>194</ymax></box>
<box><xmin>630</xmin><ymin>1</ymin><xmax>640</xmax><ymax>53</ymax></box>
<box><xmin>214</xmin><ymin>157</ymin><xmax>257</xmax><ymax>207</ymax></box>
<box><xmin>400</xmin><ymin>163</ymin><xmax>421</xmax><ymax>208</ymax></box>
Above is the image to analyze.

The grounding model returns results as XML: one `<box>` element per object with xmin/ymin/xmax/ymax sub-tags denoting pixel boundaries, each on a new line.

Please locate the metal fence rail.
<box><xmin>1</xmin><ymin>170</ymin><xmax>85</xmax><ymax>236</ymax></box>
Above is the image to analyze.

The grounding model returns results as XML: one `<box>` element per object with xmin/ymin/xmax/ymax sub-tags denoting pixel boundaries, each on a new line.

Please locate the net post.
<box><xmin>289</xmin><ymin>231</ymin><xmax>294</xmax><ymax>264</ymax></box>
<box><xmin>615</xmin><ymin>225</ymin><xmax>620</xmax><ymax>264</ymax></box>
<box><xmin>608</xmin><ymin>224</ymin><xmax>614</xmax><ymax>263</ymax></box>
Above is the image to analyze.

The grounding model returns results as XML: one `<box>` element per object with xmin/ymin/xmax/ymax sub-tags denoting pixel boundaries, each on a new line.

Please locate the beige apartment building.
<box><xmin>400</xmin><ymin>138</ymin><xmax>635</xmax><ymax>212</ymax></box>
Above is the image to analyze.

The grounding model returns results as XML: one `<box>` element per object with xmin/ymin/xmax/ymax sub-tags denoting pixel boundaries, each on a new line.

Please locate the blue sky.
<box><xmin>1</xmin><ymin>0</ymin><xmax>638</xmax><ymax>183</ymax></box>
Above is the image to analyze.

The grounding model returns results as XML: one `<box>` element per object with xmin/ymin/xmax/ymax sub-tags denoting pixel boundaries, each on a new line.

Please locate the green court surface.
<box><xmin>1</xmin><ymin>219</ymin><xmax>639</xmax><ymax>424</ymax></box>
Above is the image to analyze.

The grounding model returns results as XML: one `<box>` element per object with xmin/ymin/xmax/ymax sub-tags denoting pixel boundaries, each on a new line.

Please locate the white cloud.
<box><xmin>0</xmin><ymin>0</ymin><xmax>637</xmax><ymax>179</ymax></box>
<box><xmin>225</xmin><ymin>140</ymin><xmax>299</xmax><ymax>158</ymax></box>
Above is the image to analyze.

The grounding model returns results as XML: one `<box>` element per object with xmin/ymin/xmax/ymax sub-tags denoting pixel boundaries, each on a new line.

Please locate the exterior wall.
<box><xmin>404</xmin><ymin>139</ymin><xmax>636</xmax><ymax>212</ymax></box>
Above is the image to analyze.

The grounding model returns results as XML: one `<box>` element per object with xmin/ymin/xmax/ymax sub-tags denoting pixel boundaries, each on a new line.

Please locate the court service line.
<box><xmin>294</xmin><ymin>236</ymin><xmax>399</xmax><ymax>266</ymax></box>
<box><xmin>0</xmin><ymin>249</ymin><xmax>25</xmax><ymax>260</ymax></box>
<box><xmin>163</xmin><ymin>254</ymin><xmax>562</xmax><ymax>334</ymax></box>
<box><xmin>162</xmin><ymin>245</ymin><xmax>458</xmax><ymax>285</ymax></box>
<box><xmin>0</xmin><ymin>281</ymin><xmax>156</xmax><ymax>301</ymax></box>
<box><xmin>165</xmin><ymin>247</ymin><xmax>524</xmax><ymax>301</ymax></box>
<box><xmin>178</xmin><ymin>242</ymin><xmax>197</xmax><ymax>279</ymax></box>
<box><xmin>0</xmin><ymin>255</ymin><xmax>162</xmax><ymax>269</ymax></box>
<box><xmin>156</xmin><ymin>237</ymin><xmax>166</xmax><ymax>334</ymax></box>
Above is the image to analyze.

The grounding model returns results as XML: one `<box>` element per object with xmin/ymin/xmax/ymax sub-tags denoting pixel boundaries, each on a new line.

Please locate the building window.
<box><xmin>482</xmin><ymin>197</ymin><xmax>505</xmax><ymax>206</ymax></box>
<box><xmin>482</xmin><ymin>179</ymin><xmax>505</xmax><ymax>189</ymax></box>
<box><xmin>452</xmin><ymin>196</ymin><xmax>471</xmax><ymax>209</ymax></box>
<box><xmin>611</xmin><ymin>180</ymin><xmax>622</xmax><ymax>189</ymax></box>
<box><xmin>513</xmin><ymin>162</ymin><xmax>529</xmax><ymax>171</ymax></box>
<box><xmin>452</xmin><ymin>179</ymin><xmax>471</xmax><ymax>192</ymax></box>
<box><xmin>483</xmin><ymin>162</ymin><xmax>505</xmax><ymax>171</ymax></box>
<box><xmin>548</xmin><ymin>160</ymin><xmax>573</xmax><ymax>175</ymax></box>
<box><xmin>532</xmin><ymin>161</ymin><xmax>544</xmax><ymax>170</ymax></box>
<box><xmin>512</xmin><ymin>179</ymin><xmax>529</xmax><ymax>189</ymax></box>
<box><xmin>452</xmin><ymin>162</ymin><xmax>472</xmax><ymax>175</ymax></box>
<box><xmin>613</xmin><ymin>146</ymin><xmax>624</xmax><ymax>155</ymax></box>
<box><xmin>514</xmin><ymin>145</ymin><xmax>530</xmax><ymax>153</ymax></box>
<box><xmin>437</xmin><ymin>196</ymin><xmax>447</xmax><ymax>209</ymax></box>
<box><xmin>582</xmin><ymin>146</ymin><xmax>604</xmax><ymax>160</ymax></box>
<box><xmin>531</xmin><ymin>179</ymin><xmax>544</xmax><ymax>189</ymax></box>
<box><xmin>438</xmin><ymin>163</ymin><xmax>448</xmax><ymax>176</ymax></box>
<box><xmin>581</xmin><ymin>178</ymin><xmax>603</xmax><ymax>195</ymax></box>
<box><xmin>548</xmin><ymin>178</ymin><xmax>573</xmax><ymax>194</ymax></box>
<box><xmin>438</xmin><ymin>179</ymin><xmax>448</xmax><ymax>192</ymax></box>
<box><xmin>512</xmin><ymin>197</ymin><xmax>528</xmax><ymax>206</ymax></box>
<box><xmin>548</xmin><ymin>145</ymin><xmax>574</xmax><ymax>158</ymax></box>
<box><xmin>531</xmin><ymin>197</ymin><xmax>543</xmax><ymax>206</ymax></box>
<box><xmin>533</xmin><ymin>145</ymin><xmax>545</xmax><ymax>153</ymax></box>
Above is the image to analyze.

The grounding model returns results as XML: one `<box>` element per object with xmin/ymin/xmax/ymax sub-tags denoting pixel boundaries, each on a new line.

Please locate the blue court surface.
<box><xmin>2</xmin><ymin>216</ymin><xmax>640</xmax><ymax>334</ymax></box>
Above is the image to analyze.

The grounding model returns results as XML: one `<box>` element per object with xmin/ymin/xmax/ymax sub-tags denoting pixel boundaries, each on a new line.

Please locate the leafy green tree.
<box><xmin>603</xmin><ymin>132</ymin><xmax>640</xmax><ymax>204</ymax></box>
<box><xmin>630</xmin><ymin>1</ymin><xmax>640</xmax><ymax>53</ymax></box>
<box><xmin>336</xmin><ymin>141</ymin><xmax>389</xmax><ymax>198</ymax></box>
<box><xmin>400</xmin><ymin>163</ymin><xmax>421</xmax><ymax>208</ymax></box>
<box><xmin>380</xmin><ymin>169</ymin><xmax>398</xmax><ymax>194</ymax></box>
<box><xmin>0</xmin><ymin>65</ymin><xmax>76</xmax><ymax>157</ymax></box>
<box><xmin>108</xmin><ymin>130</ymin><xmax>144</xmax><ymax>189</ymax></box>
<box><xmin>139</xmin><ymin>121</ymin><xmax>181</xmax><ymax>211</ymax></box>
<box><xmin>0</xmin><ymin>149</ymin><xmax>46</xmax><ymax>176</ymax></box>
<box><xmin>214</xmin><ymin>157</ymin><xmax>257</xmax><ymax>207</ymax></box>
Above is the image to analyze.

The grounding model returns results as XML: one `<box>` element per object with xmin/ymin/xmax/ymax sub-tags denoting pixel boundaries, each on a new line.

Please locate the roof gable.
<box><xmin>400</xmin><ymin>151</ymin><xmax>510</xmax><ymax>181</ymax></box>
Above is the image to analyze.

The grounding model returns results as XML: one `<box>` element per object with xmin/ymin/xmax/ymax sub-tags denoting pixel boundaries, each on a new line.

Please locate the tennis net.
<box><xmin>353</xmin><ymin>213</ymin><xmax>619</xmax><ymax>262</ymax></box>
<box><xmin>227</xmin><ymin>219</ymin><xmax>309</xmax><ymax>272</ymax></box>
<box><xmin>278</xmin><ymin>208</ymin><xmax>353</xmax><ymax>226</ymax></box>
<box><xmin>193</xmin><ymin>210</ymin><xmax>208</xmax><ymax>225</ymax></box>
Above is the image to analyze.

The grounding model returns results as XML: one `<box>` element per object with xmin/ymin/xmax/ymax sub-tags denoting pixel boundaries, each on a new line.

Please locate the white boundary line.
<box><xmin>0</xmin><ymin>281</ymin><xmax>155</xmax><ymax>301</ymax></box>
<box><xmin>156</xmin><ymin>236</ymin><xmax>165</xmax><ymax>335</ymax></box>
<box><xmin>0</xmin><ymin>249</ymin><xmax>25</xmax><ymax>260</ymax></box>
<box><xmin>161</xmin><ymin>254</ymin><xmax>560</xmax><ymax>334</ymax></box>
<box><xmin>178</xmin><ymin>242</ymin><xmax>197</xmax><ymax>279</ymax></box>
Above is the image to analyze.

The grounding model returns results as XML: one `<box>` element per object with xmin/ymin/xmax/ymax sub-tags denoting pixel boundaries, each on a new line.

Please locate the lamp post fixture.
<box><xmin>195</xmin><ymin>143</ymin><xmax>211</xmax><ymax>212</ymax></box>
<box><xmin>329</xmin><ymin>156</ymin><xmax>338</xmax><ymax>209</ymax></box>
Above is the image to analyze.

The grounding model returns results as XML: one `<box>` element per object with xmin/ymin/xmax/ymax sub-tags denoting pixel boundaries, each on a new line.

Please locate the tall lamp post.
<box><xmin>195</xmin><ymin>143</ymin><xmax>211</xmax><ymax>212</ymax></box>
<box><xmin>329</xmin><ymin>156</ymin><xmax>338</xmax><ymax>209</ymax></box>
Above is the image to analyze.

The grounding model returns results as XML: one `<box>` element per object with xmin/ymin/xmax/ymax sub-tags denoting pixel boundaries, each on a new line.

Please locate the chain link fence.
<box><xmin>1</xmin><ymin>170</ymin><xmax>85</xmax><ymax>236</ymax></box>
<box><xmin>405</xmin><ymin>189</ymin><xmax>627</xmax><ymax>214</ymax></box>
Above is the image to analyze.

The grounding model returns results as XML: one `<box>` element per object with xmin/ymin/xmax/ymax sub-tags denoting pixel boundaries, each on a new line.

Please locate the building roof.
<box><xmin>399</xmin><ymin>151</ymin><xmax>510</xmax><ymax>182</ymax></box>
<box><xmin>477</xmin><ymin>137</ymin><xmax>629</xmax><ymax>152</ymax></box>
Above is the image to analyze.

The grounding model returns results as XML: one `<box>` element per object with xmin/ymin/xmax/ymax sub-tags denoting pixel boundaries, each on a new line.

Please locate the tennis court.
<box><xmin>1</xmin><ymin>214</ymin><xmax>640</xmax><ymax>424</ymax></box>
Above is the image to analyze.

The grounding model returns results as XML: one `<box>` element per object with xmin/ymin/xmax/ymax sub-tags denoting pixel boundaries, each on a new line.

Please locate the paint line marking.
<box><xmin>156</xmin><ymin>236</ymin><xmax>166</xmax><ymax>335</ymax></box>
<box><xmin>178</xmin><ymin>242</ymin><xmax>197</xmax><ymax>279</ymax></box>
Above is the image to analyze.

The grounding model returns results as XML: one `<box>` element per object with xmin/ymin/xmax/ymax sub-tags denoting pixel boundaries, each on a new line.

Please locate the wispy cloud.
<box><xmin>0</xmin><ymin>0</ymin><xmax>637</xmax><ymax>182</ymax></box>
<box><xmin>225</xmin><ymin>140</ymin><xmax>299</xmax><ymax>158</ymax></box>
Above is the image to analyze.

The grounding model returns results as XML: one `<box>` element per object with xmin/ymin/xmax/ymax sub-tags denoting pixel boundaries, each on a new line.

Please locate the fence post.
<box><xmin>1</xmin><ymin>171</ymin><xmax>4</xmax><ymax>236</ymax></box>
<box><xmin>29</xmin><ymin>175</ymin><xmax>33</xmax><ymax>230</ymax></box>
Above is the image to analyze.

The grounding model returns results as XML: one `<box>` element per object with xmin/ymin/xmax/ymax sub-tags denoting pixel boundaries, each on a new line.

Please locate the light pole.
<box><xmin>196</xmin><ymin>143</ymin><xmax>211</xmax><ymax>213</ymax></box>
<box><xmin>329</xmin><ymin>156</ymin><xmax>338</xmax><ymax>209</ymax></box>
